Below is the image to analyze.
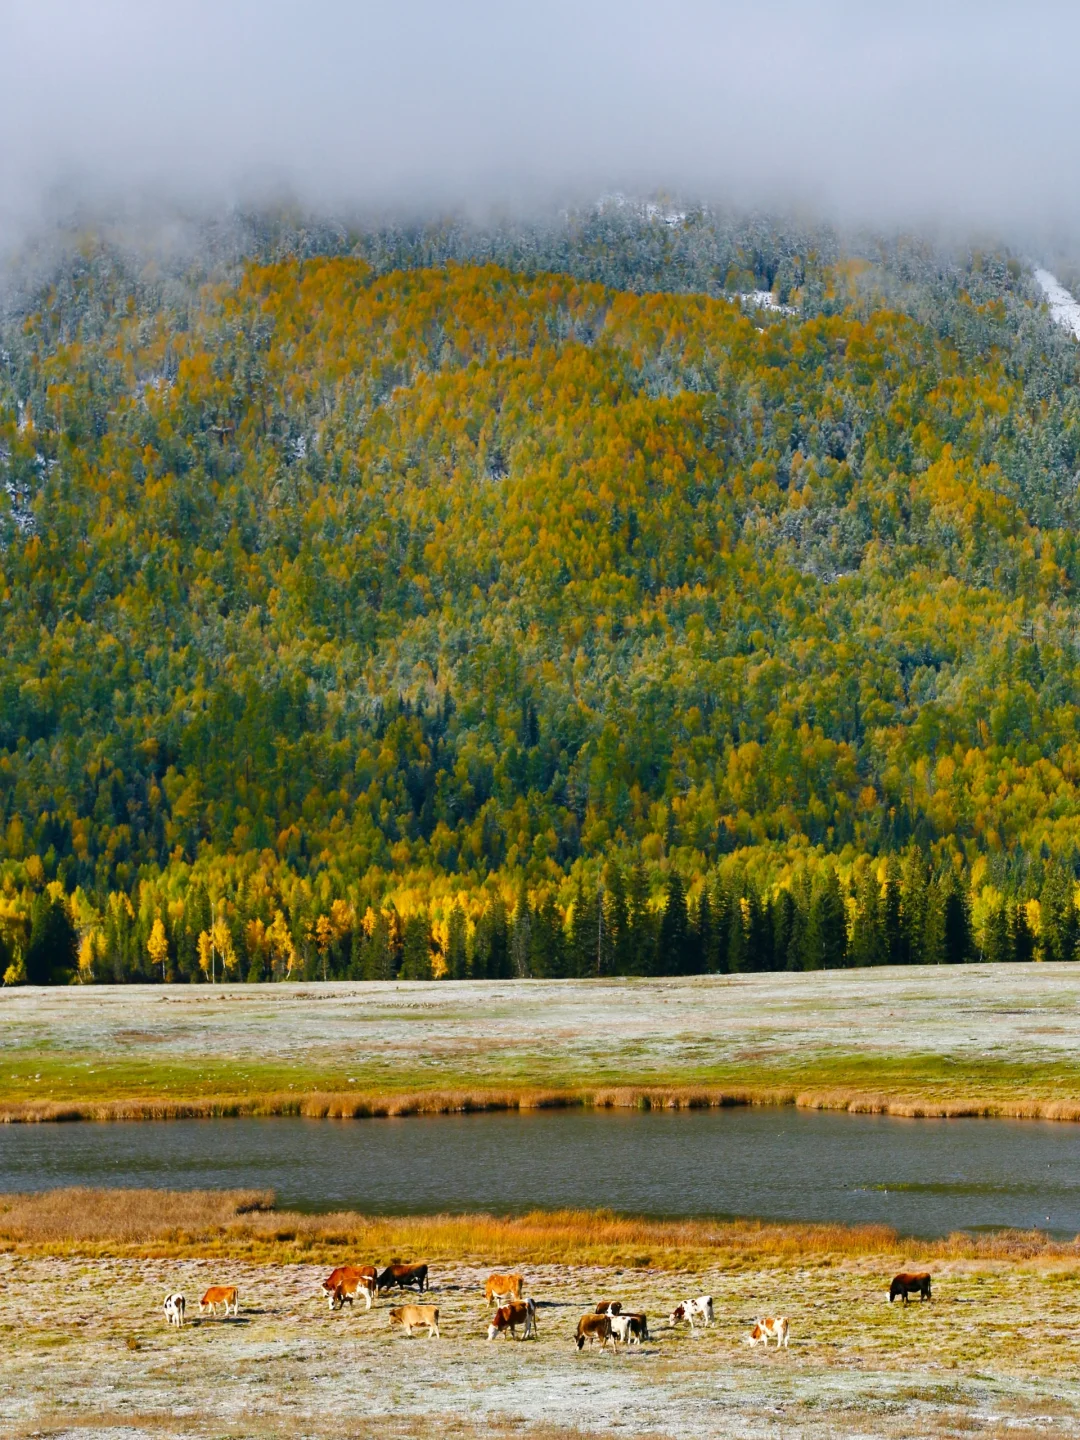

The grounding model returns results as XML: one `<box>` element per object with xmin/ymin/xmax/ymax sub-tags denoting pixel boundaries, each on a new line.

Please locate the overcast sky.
<box><xmin>3</xmin><ymin>0</ymin><xmax>1079</xmax><ymax>235</ymax></box>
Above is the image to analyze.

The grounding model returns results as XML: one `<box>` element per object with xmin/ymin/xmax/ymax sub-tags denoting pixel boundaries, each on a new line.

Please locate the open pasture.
<box><xmin>4</xmin><ymin>965</ymin><xmax>1080</xmax><ymax>1121</ymax></box>
<box><xmin>2</xmin><ymin>1193</ymin><xmax>1080</xmax><ymax>1440</ymax></box>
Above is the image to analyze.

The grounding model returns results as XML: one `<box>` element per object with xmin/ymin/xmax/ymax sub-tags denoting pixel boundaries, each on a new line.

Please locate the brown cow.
<box><xmin>321</xmin><ymin>1265</ymin><xmax>377</xmax><ymax>1311</ymax></box>
<box><xmin>378</xmin><ymin>1263</ymin><xmax>428</xmax><ymax>1295</ymax></box>
<box><xmin>485</xmin><ymin>1272</ymin><xmax>524</xmax><ymax>1307</ymax></box>
<box><xmin>594</xmin><ymin>1300</ymin><xmax>622</xmax><ymax>1315</ymax></box>
<box><xmin>389</xmin><ymin>1304</ymin><xmax>440</xmax><ymax>1337</ymax></box>
<box><xmin>199</xmin><ymin>1286</ymin><xmax>239</xmax><ymax>1317</ymax></box>
<box><xmin>575</xmin><ymin>1312</ymin><xmax>612</xmax><ymax>1350</ymax></box>
<box><xmin>487</xmin><ymin>1298</ymin><xmax>536</xmax><ymax>1341</ymax></box>
<box><xmin>890</xmin><ymin>1272</ymin><xmax>932</xmax><ymax>1304</ymax></box>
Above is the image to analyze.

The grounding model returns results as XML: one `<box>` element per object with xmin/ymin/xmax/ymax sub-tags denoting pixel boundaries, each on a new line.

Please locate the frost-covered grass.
<box><xmin>5</xmin><ymin>967</ymin><xmax>1080</xmax><ymax>1120</ymax></box>
<box><xmin>3</xmin><ymin>1238</ymin><xmax>1080</xmax><ymax>1439</ymax></box>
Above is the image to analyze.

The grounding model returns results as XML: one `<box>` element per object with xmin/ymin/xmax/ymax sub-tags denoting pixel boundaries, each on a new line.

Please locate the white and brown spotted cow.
<box><xmin>163</xmin><ymin>1293</ymin><xmax>186</xmax><ymax>1327</ymax></box>
<box><xmin>487</xmin><ymin>1298</ymin><xmax>536</xmax><ymax>1341</ymax></box>
<box><xmin>322</xmin><ymin>1265</ymin><xmax>377</xmax><ymax>1310</ymax></box>
<box><xmin>746</xmin><ymin>1315</ymin><xmax>790</xmax><ymax>1348</ymax></box>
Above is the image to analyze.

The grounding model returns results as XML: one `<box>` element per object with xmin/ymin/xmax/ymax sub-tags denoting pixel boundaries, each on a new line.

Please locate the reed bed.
<box><xmin>7</xmin><ymin>1083</ymin><xmax>1080</xmax><ymax>1124</ymax></box>
<box><xmin>3</xmin><ymin>1188</ymin><xmax>1078</xmax><ymax>1268</ymax></box>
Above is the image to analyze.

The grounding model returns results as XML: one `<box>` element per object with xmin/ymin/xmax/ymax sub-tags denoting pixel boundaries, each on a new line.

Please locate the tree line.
<box><xmin>6</xmin><ymin>846</ymin><xmax>1073</xmax><ymax>985</ymax></box>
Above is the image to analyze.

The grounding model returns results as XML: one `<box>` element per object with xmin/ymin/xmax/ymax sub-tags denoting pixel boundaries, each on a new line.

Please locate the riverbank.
<box><xmin>5</xmin><ymin>967</ymin><xmax>1080</xmax><ymax>1124</ymax></box>
<box><xmin>0</xmin><ymin>1188</ymin><xmax>1074</xmax><ymax>1264</ymax></box>
<box><xmin>3</xmin><ymin>1192</ymin><xmax>1080</xmax><ymax>1440</ymax></box>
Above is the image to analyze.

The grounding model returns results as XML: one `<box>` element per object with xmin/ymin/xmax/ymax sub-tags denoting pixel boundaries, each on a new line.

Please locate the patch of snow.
<box><xmin>1034</xmin><ymin>268</ymin><xmax>1080</xmax><ymax>340</ymax></box>
<box><xmin>739</xmin><ymin>291</ymin><xmax>797</xmax><ymax>316</ymax></box>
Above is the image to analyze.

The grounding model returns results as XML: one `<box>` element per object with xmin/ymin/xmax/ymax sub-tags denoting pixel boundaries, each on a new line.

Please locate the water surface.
<box><xmin>3</xmin><ymin>1107</ymin><xmax>1078</xmax><ymax>1237</ymax></box>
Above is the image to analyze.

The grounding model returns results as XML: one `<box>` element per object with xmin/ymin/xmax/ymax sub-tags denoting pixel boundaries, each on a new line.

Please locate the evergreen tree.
<box><xmin>446</xmin><ymin>902</ymin><xmax>469</xmax><ymax>979</ymax></box>
<box><xmin>941</xmin><ymin>871</ymin><xmax>973</xmax><ymax>965</ymax></box>
<box><xmin>659</xmin><ymin>871</ymin><xmax>691</xmax><ymax>974</ymax></box>
<box><xmin>400</xmin><ymin>911</ymin><xmax>433</xmax><ymax>980</ymax></box>
<box><xmin>850</xmin><ymin>866</ymin><xmax>884</xmax><ymax>967</ymax></box>
<box><xmin>473</xmin><ymin>895</ymin><xmax>510</xmax><ymax>979</ymax></box>
<box><xmin>363</xmin><ymin>910</ymin><xmax>395</xmax><ymax>980</ymax></box>
<box><xmin>745</xmin><ymin>885</ymin><xmax>773</xmax><ymax>970</ymax></box>
<box><xmin>807</xmin><ymin>866</ymin><xmax>847</xmax><ymax>969</ymax></box>
<box><xmin>1039</xmin><ymin>863</ymin><xmax>1078</xmax><ymax>963</ymax></box>
<box><xmin>529</xmin><ymin>892</ymin><xmax>567</xmax><ymax>977</ymax></box>
<box><xmin>692</xmin><ymin>888</ymin><xmax>714</xmax><ymax>975</ymax></box>
<box><xmin>510</xmin><ymin>884</ymin><xmax>532</xmax><ymax>978</ymax></box>
<box><xmin>785</xmin><ymin>872</ymin><xmax>811</xmax><ymax>970</ymax></box>
<box><xmin>627</xmin><ymin>861</ymin><xmax>656</xmax><ymax>976</ymax></box>
<box><xmin>901</xmin><ymin>850</ymin><xmax>930</xmax><ymax>965</ymax></box>
<box><xmin>883</xmin><ymin>855</ymin><xmax>904</xmax><ymax>966</ymax></box>
<box><xmin>606</xmin><ymin>864</ymin><xmax>632</xmax><ymax>976</ymax></box>
<box><xmin>1012</xmin><ymin>901</ymin><xmax>1037</xmax><ymax>963</ymax></box>
<box><xmin>25</xmin><ymin>894</ymin><xmax>77</xmax><ymax>984</ymax></box>
<box><xmin>770</xmin><ymin>887</ymin><xmax>797</xmax><ymax>974</ymax></box>
<box><xmin>982</xmin><ymin>897</ymin><xmax>1011</xmax><ymax>963</ymax></box>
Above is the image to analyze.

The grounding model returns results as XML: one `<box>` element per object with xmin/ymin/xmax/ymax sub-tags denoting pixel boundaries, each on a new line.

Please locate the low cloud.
<box><xmin>4</xmin><ymin>0</ymin><xmax>1080</xmax><ymax>238</ymax></box>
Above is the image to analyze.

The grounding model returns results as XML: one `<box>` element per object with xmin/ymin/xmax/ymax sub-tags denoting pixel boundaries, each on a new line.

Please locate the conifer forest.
<box><xmin>3</xmin><ymin>205</ymin><xmax>1080</xmax><ymax>984</ymax></box>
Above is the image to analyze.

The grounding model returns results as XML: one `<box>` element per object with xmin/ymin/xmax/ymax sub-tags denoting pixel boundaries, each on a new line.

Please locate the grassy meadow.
<box><xmin>2</xmin><ymin>1190</ymin><xmax>1080</xmax><ymax>1440</ymax></box>
<box><xmin>4</xmin><ymin>966</ymin><xmax>1080</xmax><ymax>1121</ymax></box>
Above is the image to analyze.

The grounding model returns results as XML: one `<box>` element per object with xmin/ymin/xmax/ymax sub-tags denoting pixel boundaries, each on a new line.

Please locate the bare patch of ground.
<box><xmin>3</xmin><ymin>1251</ymin><xmax>1080</xmax><ymax>1440</ymax></box>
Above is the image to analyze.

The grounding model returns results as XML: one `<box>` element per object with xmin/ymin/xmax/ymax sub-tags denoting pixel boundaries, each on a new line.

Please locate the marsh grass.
<box><xmin>8</xmin><ymin>1072</ymin><xmax>1080</xmax><ymax>1124</ymax></box>
<box><xmin>3</xmin><ymin>1188</ymin><xmax>1077</xmax><ymax>1269</ymax></box>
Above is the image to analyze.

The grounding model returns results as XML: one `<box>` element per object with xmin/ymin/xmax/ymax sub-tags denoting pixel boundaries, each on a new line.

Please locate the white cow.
<box><xmin>164</xmin><ymin>1293</ymin><xmax>186</xmax><ymax>1328</ymax></box>
<box><xmin>609</xmin><ymin>1312</ymin><xmax>649</xmax><ymax>1345</ymax></box>
<box><xmin>668</xmin><ymin>1295</ymin><xmax>713</xmax><ymax>1329</ymax></box>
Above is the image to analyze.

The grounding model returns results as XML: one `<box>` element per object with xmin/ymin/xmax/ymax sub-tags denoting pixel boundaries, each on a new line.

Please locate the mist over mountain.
<box><xmin>6</xmin><ymin>0</ymin><xmax>1080</xmax><ymax>242</ymax></box>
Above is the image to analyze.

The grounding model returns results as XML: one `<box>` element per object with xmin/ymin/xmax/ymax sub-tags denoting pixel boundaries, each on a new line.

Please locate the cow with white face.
<box><xmin>164</xmin><ymin>1293</ymin><xmax>186</xmax><ymax>1328</ymax></box>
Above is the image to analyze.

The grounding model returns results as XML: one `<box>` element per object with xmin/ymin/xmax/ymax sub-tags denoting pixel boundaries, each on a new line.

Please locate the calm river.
<box><xmin>3</xmin><ymin>1107</ymin><xmax>1079</xmax><ymax>1237</ymax></box>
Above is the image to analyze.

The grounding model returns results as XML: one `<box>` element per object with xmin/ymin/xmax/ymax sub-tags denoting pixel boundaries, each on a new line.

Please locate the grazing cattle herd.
<box><xmin>160</xmin><ymin>1263</ymin><xmax>933</xmax><ymax>1348</ymax></box>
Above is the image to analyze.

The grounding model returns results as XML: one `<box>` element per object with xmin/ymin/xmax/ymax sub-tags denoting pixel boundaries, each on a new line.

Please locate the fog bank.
<box><xmin>4</xmin><ymin>0</ymin><xmax>1079</xmax><ymax>236</ymax></box>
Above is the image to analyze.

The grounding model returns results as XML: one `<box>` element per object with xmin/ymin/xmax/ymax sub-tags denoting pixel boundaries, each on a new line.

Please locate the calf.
<box><xmin>610</xmin><ymin>1312</ymin><xmax>649</xmax><ymax>1346</ymax></box>
<box><xmin>199</xmin><ymin>1286</ymin><xmax>239</xmax><ymax>1317</ymax></box>
<box><xmin>378</xmin><ymin>1263</ymin><xmax>428</xmax><ymax>1295</ymax></box>
<box><xmin>746</xmin><ymin>1316</ymin><xmax>789</xmax><ymax>1348</ymax></box>
<box><xmin>389</xmin><ymin>1304</ymin><xmax>440</xmax><ymax>1338</ymax></box>
<box><xmin>889</xmin><ymin>1272</ymin><xmax>932</xmax><ymax>1304</ymax></box>
<box><xmin>322</xmin><ymin>1265</ymin><xmax>377</xmax><ymax>1311</ymax></box>
<box><xmin>487</xmin><ymin>1298</ymin><xmax>537</xmax><ymax>1341</ymax></box>
<box><xmin>668</xmin><ymin>1295</ymin><xmax>713</xmax><ymax>1329</ymax></box>
<box><xmin>594</xmin><ymin>1300</ymin><xmax>622</xmax><ymax>1315</ymax></box>
<box><xmin>163</xmin><ymin>1293</ymin><xmax>185</xmax><ymax>1328</ymax></box>
<box><xmin>485</xmin><ymin>1272</ymin><xmax>524</xmax><ymax>1307</ymax></box>
<box><xmin>575</xmin><ymin>1312</ymin><xmax>613</xmax><ymax>1350</ymax></box>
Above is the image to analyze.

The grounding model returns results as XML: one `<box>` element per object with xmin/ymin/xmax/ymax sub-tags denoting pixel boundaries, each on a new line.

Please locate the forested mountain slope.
<box><xmin>3</xmin><ymin>210</ymin><xmax>1080</xmax><ymax>982</ymax></box>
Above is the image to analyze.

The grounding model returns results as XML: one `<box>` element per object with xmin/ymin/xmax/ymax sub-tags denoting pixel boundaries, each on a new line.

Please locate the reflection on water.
<box><xmin>2</xmin><ymin>1106</ymin><xmax>1079</xmax><ymax>1237</ymax></box>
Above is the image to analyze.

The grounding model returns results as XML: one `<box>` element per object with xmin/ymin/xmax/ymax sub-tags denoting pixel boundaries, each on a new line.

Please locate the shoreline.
<box><xmin>2</xmin><ymin>1186</ymin><xmax>1076</xmax><ymax>1262</ymax></box>
<box><xmin>6</xmin><ymin>1081</ymin><xmax>1080</xmax><ymax>1124</ymax></box>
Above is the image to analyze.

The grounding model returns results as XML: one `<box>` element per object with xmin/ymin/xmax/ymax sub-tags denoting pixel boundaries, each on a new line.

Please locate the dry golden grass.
<box><xmin>3</xmin><ymin>1188</ymin><xmax>1078</xmax><ymax>1269</ymax></box>
<box><xmin>8</xmin><ymin>1081</ymin><xmax>1080</xmax><ymax>1124</ymax></box>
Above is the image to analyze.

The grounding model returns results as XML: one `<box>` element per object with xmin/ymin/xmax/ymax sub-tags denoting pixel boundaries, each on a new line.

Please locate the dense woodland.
<box><xmin>3</xmin><ymin>201</ymin><xmax>1080</xmax><ymax>983</ymax></box>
